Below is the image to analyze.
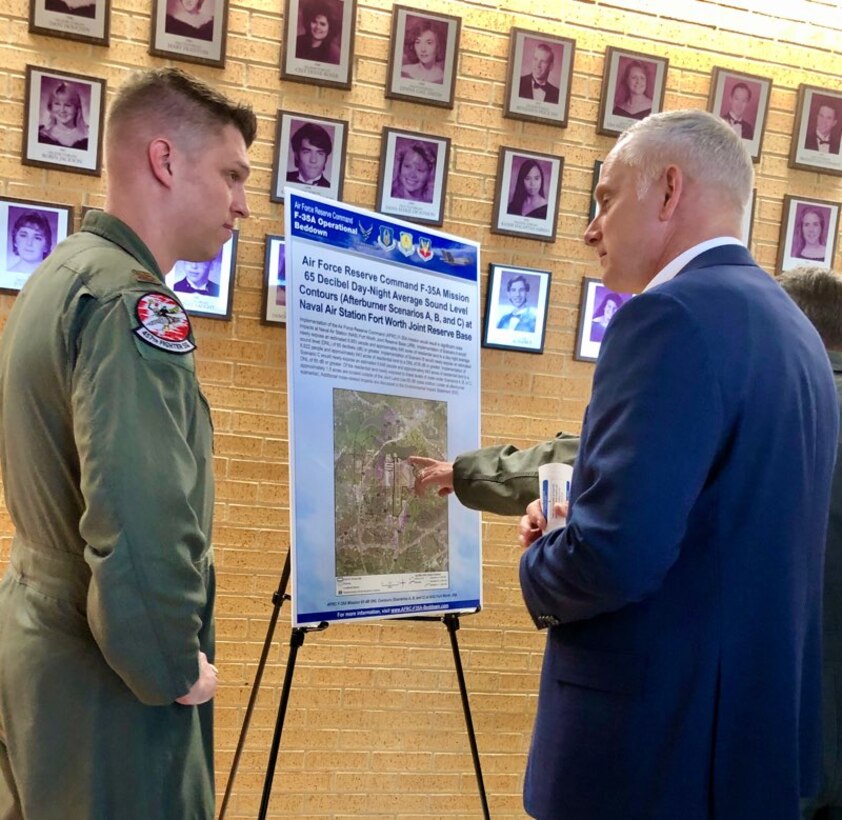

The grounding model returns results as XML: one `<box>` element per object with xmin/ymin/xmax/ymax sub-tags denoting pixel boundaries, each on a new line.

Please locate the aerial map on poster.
<box><xmin>285</xmin><ymin>190</ymin><xmax>481</xmax><ymax>627</ymax></box>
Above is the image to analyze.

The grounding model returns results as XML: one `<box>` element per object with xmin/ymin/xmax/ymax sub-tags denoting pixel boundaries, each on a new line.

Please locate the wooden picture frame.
<box><xmin>491</xmin><ymin>147</ymin><xmax>563</xmax><ymax>242</ymax></box>
<box><xmin>149</xmin><ymin>0</ymin><xmax>229</xmax><ymax>68</ymax></box>
<box><xmin>22</xmin><ymin>65</ymin><xmax>106</xmax><ymax>176</ymax></box>
<box><xmin>0</xmin><ymin>196</ymin><xmax>74</xmax><ymax>294</ymax></box>
<box><xmin>281</xmin><ymin>0</ymin><xmax>356</xmax><ymax>90</ymax></box>
<box><xmin>574</xmin><ymin>277</ymin><xmax>634</xmax><ymax>362</ymax></box>
<box><xmin>376</xmin><ymin>128</ymin><xmax>450</xmax><ymax>226</ymax></box>
<box><xmin>776</xmin><ymin>195</ymin><xmax>840</xmax><ymax>274</ymax></box>
<box><xmin>482</xmin><ymin>263</ymin><xmax>551</xmax><ymax>354</ymax></box>
<box><xmin>262</xmin><ymin>234</ymin><xmax>286</xmax><ymax>325</ymax></box>
<box><xmin>789</xmin><ymin>84</ymin><xmax>842</xmax><ymax>177</ymax></box>
<box><xmin>271</xmin><ymin>110</ymin><xmax>348</xmax><ymax>203</ymax></box>
<box><xmin>597</xmin><ymin>47</ymin><xmax>668</xmax><ymax>137</ymax></box>
<box><xmin>385</xmin><ymin>5</ymin><xmax>461</xmax><ymax>109</ymax></box>
<box><xmin>29</xmin><ymin>0</ymin><xmax>110</xmax><ymax>45</ymax></box>
<box><xmin>503</xmin><ymin>28</ymin><xmax>576</xmax><ymax>128</ymax></box>
<box><xmin>164</xmin><ymin>230</ymin><xmax>238</xmax><ymax>319</ymax></box>
<box><xmin>707</xmin><ymin>67</ymin><xmax>772</xmax><ymax>163</ymax></box>
<box><xmin>741</xmin><ymin>188</ymin><xmax>756</xmax><ymax>248</ymax></box>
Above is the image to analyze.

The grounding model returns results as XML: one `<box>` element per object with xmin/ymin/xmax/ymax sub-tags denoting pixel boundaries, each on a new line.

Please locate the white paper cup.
<box><xmin>538</xmin><ymin>462</ymin><xmax>574</xmax><ymax>532</ymax></box>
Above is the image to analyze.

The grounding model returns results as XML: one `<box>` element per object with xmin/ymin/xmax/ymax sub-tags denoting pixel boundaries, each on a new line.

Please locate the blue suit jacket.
<box><xmin>520</xmin><ymin>245</ymin><xmax>838</xmax><ymax>819</ymax></box>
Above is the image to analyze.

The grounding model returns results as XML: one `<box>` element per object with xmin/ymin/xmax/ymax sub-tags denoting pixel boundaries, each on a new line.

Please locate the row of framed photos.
<box><xmin>27</xmin><ymin>0</ymin><xmax>842</xmax><ymax>179</ymax></box>
<box><xmin>1</xmin><ymin>189</ymin><xmax>838</xmax><ymax>353</ymax></box>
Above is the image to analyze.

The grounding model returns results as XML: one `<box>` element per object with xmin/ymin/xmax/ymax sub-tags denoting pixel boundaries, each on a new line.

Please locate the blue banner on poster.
<box><xmin>285</xmin><ymin>191</ymin><xmax>482</xmax><ymax>627</ymax></box>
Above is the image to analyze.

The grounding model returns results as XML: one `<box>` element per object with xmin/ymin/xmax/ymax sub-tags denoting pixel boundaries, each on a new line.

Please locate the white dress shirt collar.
<box><xmin>644</xmin><ymin>236</ymin><xmax>743</xmax><ymax>292</ymax></box>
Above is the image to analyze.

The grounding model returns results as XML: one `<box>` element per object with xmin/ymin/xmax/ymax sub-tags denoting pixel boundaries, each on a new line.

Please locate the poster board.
<box><xmin>285</xmin><ymin>190</ymin><xmax>482</xmax><ymax>627</ymax></box>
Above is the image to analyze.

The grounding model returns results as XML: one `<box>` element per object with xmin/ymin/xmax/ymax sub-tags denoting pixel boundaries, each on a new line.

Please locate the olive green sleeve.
<box><xmin>71</xmin><ymin>292</ymin><xmax>208</xmax><ymax>705</ymax></box>
<box><xmin>452</xmin><ymin>433</ymin><xmax>579</xmax><ymax>515</ymax></box>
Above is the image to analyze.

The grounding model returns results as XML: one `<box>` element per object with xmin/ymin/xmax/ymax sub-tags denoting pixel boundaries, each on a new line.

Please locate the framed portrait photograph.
<box><xmin>482</xmin><ymin>264</ymin><xmax>551</xmax><ymax>354</ymax></box>
<box><xmin>588</xmin><ymin>159</ymin><xmax>604</xmax><ymax>222</ymax></box>
<box><xmin>29</xmin><ymin>0</ymin><xmax>110</xmax><ymax>45</ymax></box>
<box><xmin>574</xmin><ymin>277</ymin><xmax>634</xmax><ymax>362</ymax></box>
<box><xmin>164</xmin><ymin>230</ymin><xmax>238</xmax><ymax>320</ymax></box>
<box><xmin>0</xmin><ymin>197</ymin><xmax>73</xmax><ymax>294</ymax></box>
<box><xmin>492</xmin><ymin>147</ymin><xmax>563</xmax><ymax>241</ymax></box>
<box><xmin>504</xmin><ymin>28</ymin><xmax>576</xmax><ymax>127</ymax></box>
<box><xmin>707</xmin><ymin>67</ymin><xmax>771</xmax><ymax>163</ymax></box>
<box><xmin>262</xmin><ymin>234</ymin><xmax>286</xmax><ymax>325</ymax></box>
<box><xmin>789</xmin><ymin>84</ymin><xmax>842</xmax><ymax>177</ymax></box>
<box><xmin>385</xmin><ymin>5</ymin><xmax>461</xmax><ymax>109</ymax></box>
<box><xmin>271</xmin><ymin>111</ymin><xmax>347</xmax><ymax>203</ymax></box>
<box><xmin>22</xmin><ymin>65</ymin><xmax>105</xmax><ymax>176</ymax></box>
<box><xmin>597</xmin><ymin>47</ymin><xmax>668</xmax><ymax>137</ymax></box>
<box><xmin>776</xmin><ymin>196</ymin><xmax>840</xmax><ymax>274</ymax></box>
<box><xmin>281</xmin><ymin>0</ymin><xmax>356</xmax><ymax>89</ymax></box>
<box><xmin>376</xmin><ymin>128</ymin><xmax>450</xmax><ymax>226</ymax></box>
<box><xmin>149</xmin><ymin>0</ymin><xmax>229</xmax><ymax>68</ymax></box>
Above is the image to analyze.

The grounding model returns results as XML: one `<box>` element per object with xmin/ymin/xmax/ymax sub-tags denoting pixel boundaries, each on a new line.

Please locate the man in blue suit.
<box><xmin>518</xmin><ymin>110</ymin><xmax>838</xmax><ymax>819</ymax></box>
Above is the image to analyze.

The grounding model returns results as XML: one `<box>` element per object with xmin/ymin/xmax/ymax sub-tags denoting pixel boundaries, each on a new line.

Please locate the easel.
<box><xmin>219</xmin><ymin>553</ymin><xmax>490</xmax><ymax>820</ymax></box>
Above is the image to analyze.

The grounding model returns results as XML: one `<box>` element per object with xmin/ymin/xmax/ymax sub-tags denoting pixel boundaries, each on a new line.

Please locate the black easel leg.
<box><xmin>443</xmin><ymin>614</ymin><xmax>491</xmax><ymax>820</ymax></box>
<box><xmin>219</xmin><ymin>552</ymin><xmax>291</xmax><ymax>820</ymax></box>
<box><xmin>257</xmin><ymin>627</ymin><xmax>307</xmax><ymax>820</ymax></box>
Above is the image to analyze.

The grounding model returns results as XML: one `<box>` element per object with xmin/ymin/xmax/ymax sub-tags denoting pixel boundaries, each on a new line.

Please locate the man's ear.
<box><xmin>148</xmin><ymin>139</ymin><xmax>174</xmax><ymax>188</ymax></box>
<box><xmin>659</xmin><ymin>164</ymin><xmax>683</xmax><ymax>221</ymax></box>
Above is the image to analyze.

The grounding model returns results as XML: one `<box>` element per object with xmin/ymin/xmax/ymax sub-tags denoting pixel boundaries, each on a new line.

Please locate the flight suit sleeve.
<box><xmin>71</xmin><ymin>289</ymin><xmax>209</xmax><ymax>705</ymax></box>
<box><xmin>452</xmin><ymin>434</ymin><xmax>579</xmax><ymax>515</ymax></box>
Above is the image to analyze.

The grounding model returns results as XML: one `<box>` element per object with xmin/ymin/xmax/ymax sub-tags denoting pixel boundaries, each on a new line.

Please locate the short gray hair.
<box><xmin>613</xmin><ymin>109</ymin><xmax>754</xmax><ymax>210</ymax></box>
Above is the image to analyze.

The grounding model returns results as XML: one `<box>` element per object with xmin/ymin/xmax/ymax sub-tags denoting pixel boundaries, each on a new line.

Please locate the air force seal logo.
<box><xmin>134</xmin><ymin>293</ymin><xmax>196</xmax><ymax>354</ymax></box>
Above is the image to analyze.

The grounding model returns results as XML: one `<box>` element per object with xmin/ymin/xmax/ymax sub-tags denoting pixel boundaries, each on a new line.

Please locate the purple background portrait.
<box><xmin>38</xmin><ymin>75</ymin><xmax>92</xmax><ymax>129</ymax></box>
<box><xmin>805</xmin><ymin>93</ymin><xmax>841</xmax><ymax>154</ymax></box>
<box><xmin>790</xmin><ymin>202</ymin><xmax>831</xmax><ymax>258</ymax></box>
<box><xmin>391</xmin><ymin>136</ymin><xmax>438</xmax><ymax>203</ymax></box>
<box><xmin>498</xmin><ymin>272</ymin><xmax>540</xmax><ymax>309</ymax></box>
<box><xmin>275</xmin><ymin>243</ymin><xmax>286</xmax><ymax>307</ymax></box>
<box><xmin>296</xmin><ymin>0</ymin><xmax>344</xmax><ymax>36</ymax></box>
<box><xmin>6</xmin><ymin>205</ymin><xmax>59</xmax><ymax>265</ymax></box>
<box><xmin>167</xmin><ymin>0</ymin><xmax>216</xmax><ymax>16</ymax></box>
<box><xmin>613</xmin><ymin>56</ymin><xmax>655</xmax><ymax>107</ymax></box>
<box><xmin>287</xmin><ymin>119</ymin><xmax>336</xmax><ymax>169</ymax></box>
<box><xmin>589</xmin><ymin>285</ymin><xmax>632</xmax><ymax>343</ymax></box>
<box><xmin>507</xmin><ymin>155</ymin><xmax>553</xmax><ymax>205</ymax></box>
<box><xmin>519</xmin><ymin>37</ymin><xmax>562</xmax><ymax>85</ymax></box>
<box><xmin>172</xmin><ymin>245</ymin><xmax>223</xmax><ymax>288</ymax></box>
<box><xmin>718</xmin><ymin>75</ymin><xmax>761</xmax><ymax>125</ymax></box>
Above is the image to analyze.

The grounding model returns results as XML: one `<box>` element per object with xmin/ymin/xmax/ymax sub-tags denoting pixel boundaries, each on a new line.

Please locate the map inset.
<box><xmin>333</xmin><ymin>389</ymin><xmax>448</xmax><ymax>583</ymax></box>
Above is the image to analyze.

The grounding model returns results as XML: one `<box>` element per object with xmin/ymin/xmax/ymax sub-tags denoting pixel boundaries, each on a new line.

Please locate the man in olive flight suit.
<box><xmin>0</xmin><ymin>69</ymin><xmax>255</xmax><ymax>819</ymax></box>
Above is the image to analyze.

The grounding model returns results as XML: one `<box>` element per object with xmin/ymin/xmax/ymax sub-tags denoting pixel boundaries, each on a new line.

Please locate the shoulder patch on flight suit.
<box><xmin>133</xmin><ymin>269</ymin><xmax>160</xmax><ymax>284</ymax></box>
<box><xmin>133</xmin><ymin>292</ymin><xmax>196</xmax><ymax>355</ymax></box>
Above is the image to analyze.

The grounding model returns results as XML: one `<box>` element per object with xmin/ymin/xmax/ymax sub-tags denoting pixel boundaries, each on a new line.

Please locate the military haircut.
<box><xmin>107</xmin><ymin>67</ymin><xmax>257</xmax><ymax>152</ymax></box>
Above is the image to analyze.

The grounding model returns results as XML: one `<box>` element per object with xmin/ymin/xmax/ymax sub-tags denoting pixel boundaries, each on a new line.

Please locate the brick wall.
<box><xmin>0</xmin><ymin>0</ymin><xmax>840</xmax><ymax>816</ymax></box>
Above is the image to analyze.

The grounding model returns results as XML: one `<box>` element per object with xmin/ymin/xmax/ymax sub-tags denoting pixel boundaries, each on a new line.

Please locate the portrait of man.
<box><xmin>496</xmin><ymin>274</ymin><xmax>537</xmax><ymax>332</ymax></box>
<box><xmin>286</xmin><ymin>121</ymin><xmax>333</xmax><ymax>187</ymax></box>
<box><xmin>517</xmin><ymin>40</ymin><xmax>560</xmax><ymax>104</ymax></box>
<box><xmin>805</xmin><ymin>98</ymin><xmax>841</xmax><ymax>154</ymax></box>
<box><xmin>171</xmin><ymin>256</ymin><xmax>220</xmax><ymax>297</ymax></box>
<box><xmin>720</xmin><ymin>80</ymin><xmax>756</xmax><ymax>140</ymax></box>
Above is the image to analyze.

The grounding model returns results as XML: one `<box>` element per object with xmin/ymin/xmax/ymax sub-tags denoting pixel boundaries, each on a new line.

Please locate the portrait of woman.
<box><xmin>590</xmin><ymin>290</ymin><xmax>627</xmax><ymax>343</ymax></box>
<box><xmin>37</xmin><ymin>81</ymin><xmax>89</xmax><ymax>150</ymax></box>
<box><xmin>295</xmin><ymin>0</ymin><xmax>341</xmax><ymax>64</ymax></box>
<box><xmin>792</xmin><ymin>207</ymin><xmax>828</xmax><ymax>261</ymax></box>
<box><xmin>613</xmin><ymin>59</ymin><xmax>653</xmax><ymax>120</ymax></box>
<box><xmin>506</xmin><ymin>159</ymin><xmax>549</xmax><ymax>219</ymax></box>
<box><xmin>400</xmin><ymin>16</ymin><xmax>446</xmax><ymax>84</ymax></box>
<box><xmin>391</xmin><ymin>141</ymin><xmax>437</xmax><ymax>203</ymax></box>
<box><xmin>6</xmin><ymin>210</ymin><xmax>53</xmax><ymax>275</ymax></box>
<box><xmin>164</xmin><ymin>0</ymin><xmax>214</xmax><ymax>41</ymax></box>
